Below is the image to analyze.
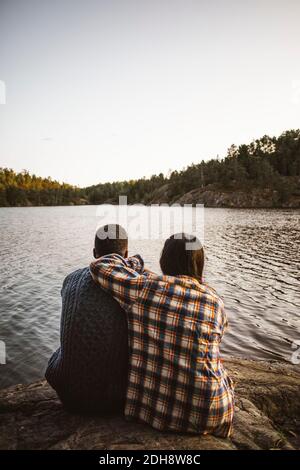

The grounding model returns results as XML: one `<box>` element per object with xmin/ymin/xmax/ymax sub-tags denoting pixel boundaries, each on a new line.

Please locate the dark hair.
<box><xmin>160</xmin><ymin>233</ymin><xmax>204</xmax><ymax>280</ymax></box>
<box><xmin>94</xmin><ymin>224</ymin><xmax>128</xmax><ymax>258</ymax></box>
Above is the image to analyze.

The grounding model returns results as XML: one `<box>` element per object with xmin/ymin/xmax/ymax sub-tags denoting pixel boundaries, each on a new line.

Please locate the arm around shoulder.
<box><xmin>90</xmin><ymin>253</ymin><xmax>146</xmax><ymax>309</ymax></box>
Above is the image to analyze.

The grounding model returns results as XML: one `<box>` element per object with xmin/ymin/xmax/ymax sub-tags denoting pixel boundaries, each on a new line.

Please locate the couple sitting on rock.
<box><xmin>45</xmin><ymin>224</ymin><xmax>234</xmax><ymax>437</ymax></box>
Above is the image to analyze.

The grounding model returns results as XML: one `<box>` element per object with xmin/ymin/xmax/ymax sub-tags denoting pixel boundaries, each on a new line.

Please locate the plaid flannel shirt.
<box><xmin>90</xmin><ymin>254</ymin><xmax>234</xmax><ymax>436</ymax></box>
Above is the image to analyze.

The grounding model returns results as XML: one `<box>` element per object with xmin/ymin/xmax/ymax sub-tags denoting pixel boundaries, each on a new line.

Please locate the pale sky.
<box><xmin>0</xmin><ymin>0</ymin><xmax>300</xmax><ymax>187</ymax></box>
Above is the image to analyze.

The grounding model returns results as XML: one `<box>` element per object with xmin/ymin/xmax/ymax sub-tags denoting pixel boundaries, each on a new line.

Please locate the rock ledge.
<box><xmin>0</xmin><ymin>358</ymin><xmax>299</xmax><ymax>450</ymax></box>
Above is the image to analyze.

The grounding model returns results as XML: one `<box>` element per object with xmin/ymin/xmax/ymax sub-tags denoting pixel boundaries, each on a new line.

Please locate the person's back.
<box><xmin>90</xmin><ymin>233</ymin><xmax>234</xmax><ymax>436</ymax></box>
<box><xmin>45</xmin><ymin>224</ymin><xmax>129</xmax><ymax>413</ymax></box>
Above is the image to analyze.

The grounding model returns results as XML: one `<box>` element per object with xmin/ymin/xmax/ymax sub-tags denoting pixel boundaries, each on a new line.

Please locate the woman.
<box><xmin>90</xmin><ymin>233</ymin><xmax>234</xmax><ymax>437</ymax></box>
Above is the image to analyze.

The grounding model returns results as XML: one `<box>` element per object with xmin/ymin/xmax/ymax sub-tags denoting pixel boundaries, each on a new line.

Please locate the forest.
<box><xmin>1</xmin><ymin>129</ymin><xmax>299</xmax><ymax>207</ymax></box>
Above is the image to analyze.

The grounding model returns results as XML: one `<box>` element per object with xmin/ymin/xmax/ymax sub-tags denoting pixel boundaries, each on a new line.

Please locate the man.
<box><xmin>45</xmin><ymin>224</ymin><xmax>129</xmax><ymax>414</ymax></box>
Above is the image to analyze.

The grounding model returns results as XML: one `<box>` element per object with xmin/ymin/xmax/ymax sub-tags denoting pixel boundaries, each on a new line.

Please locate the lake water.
<box><xmin>0</xmin><ymin>206</ymin><xmax>299</xmax><ymax>389</ymax></box>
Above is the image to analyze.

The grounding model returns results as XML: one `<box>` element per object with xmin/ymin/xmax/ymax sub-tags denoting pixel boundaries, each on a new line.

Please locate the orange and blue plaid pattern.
<box><xmin>90</xmin><ymin>254</ymin><xmax>234</xmax><ymax>437</ymax></box>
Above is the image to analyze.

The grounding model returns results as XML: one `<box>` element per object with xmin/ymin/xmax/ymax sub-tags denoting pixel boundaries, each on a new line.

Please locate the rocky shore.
<box><xmin>0</xmin><ymin>358</ymin><xmax>299</xmax><ymax>450</ymax></box>
<box><xmin>2</xmin><ymin>186</ymin><xmax>300</xmax><ymax>209</ymax></box>
<box><xmin>173</xmin><ymin>188</ymin><xmax>300</xmax><ymax>208</ymax></box>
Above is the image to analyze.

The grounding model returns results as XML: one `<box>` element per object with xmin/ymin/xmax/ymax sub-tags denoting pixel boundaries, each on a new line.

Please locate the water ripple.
<box><xmin>0</xmin><ymin>206</ymin><xmax>299</xmax><ymax>388</ymax></box>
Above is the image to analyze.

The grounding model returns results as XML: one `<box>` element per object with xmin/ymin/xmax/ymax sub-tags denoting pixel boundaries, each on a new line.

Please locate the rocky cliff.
<box><xmin>149</xmin><ymin>185</ymin><xmax>300</xmax><ymax>208</ymax></box>
<box><xmin>0</xmin><ymin>358</ymin><xmax>299</xmax><ymax>450</ymax></box>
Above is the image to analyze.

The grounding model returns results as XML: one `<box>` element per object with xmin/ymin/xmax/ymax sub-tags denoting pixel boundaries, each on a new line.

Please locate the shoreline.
<box><xmin>0</xmin><ymin>203</ymin><xmax>300</xmax><ymax>209</ymax></box>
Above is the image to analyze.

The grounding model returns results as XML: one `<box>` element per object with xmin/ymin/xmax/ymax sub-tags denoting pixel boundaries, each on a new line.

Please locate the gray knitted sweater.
<box><xmin>45</xmin><ymin>267</ymin><xmax>128</xmax><ymax>413</ymax></box>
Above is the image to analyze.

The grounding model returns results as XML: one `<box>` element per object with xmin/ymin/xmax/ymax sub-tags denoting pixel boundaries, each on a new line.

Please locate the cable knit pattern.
<box><xmin>45</xmin><ymin>267</ymin><xmax>128</xmax><ymax>413</ymax></box>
